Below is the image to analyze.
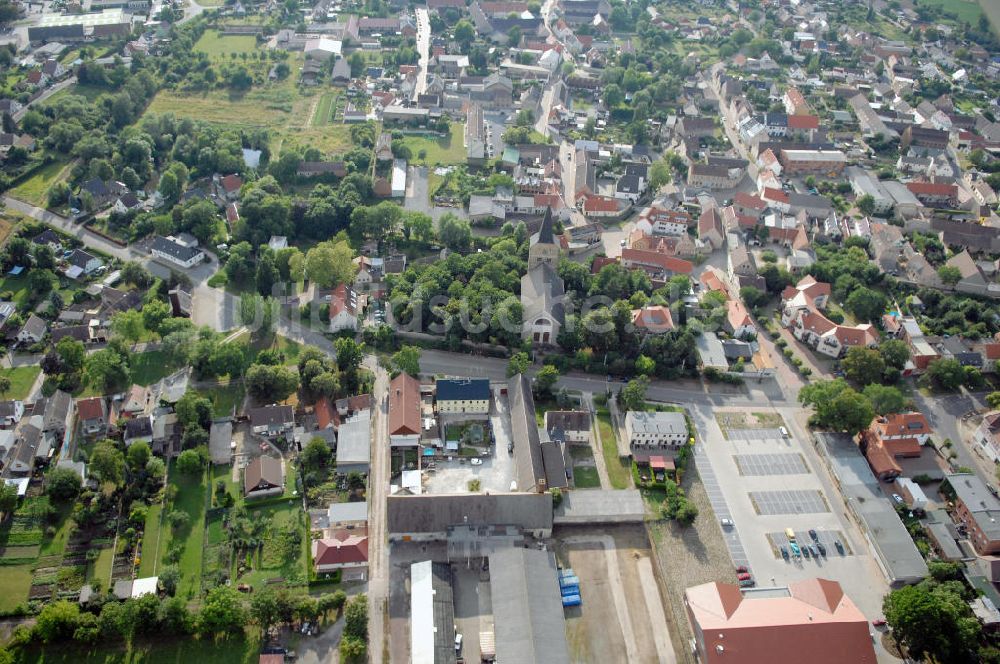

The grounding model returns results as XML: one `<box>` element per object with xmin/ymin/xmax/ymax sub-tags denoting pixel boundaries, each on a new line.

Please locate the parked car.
<box><xmin>780</xmin><ymin>545</ymin><xmax>789</xmax><ymax>560</ymax></box>
<box><xmin>735</xmin><ymin>565</ymin><xmax>748</xmax><ymax>573</ymax></box>
<box><xmin>834</xmin><ymin>540</ymin><xmax>845</xmax><ymax>554</ymax></box>
<box><xmin>892</xmin><ymin>493</ymin><xmax>904</xmax><ymax>504</ymax></box>
<box><xmin>738</xmin><ymin>578</ymin><xmax>755</xmax><ymax>588</ymax></box>
<box><xmin>470</xmin><ymin>458</ymin><xmax>483</xmax><ymax>466</ymax></box>
<box><xmin>721</xmin><ymin>518</ymin><xmax>734</xmax><ymax>527</ymax></box>
<box><xmin>507</xmin><ymin>441</ymin><xmax>514</xmax><ymax>454</ymax></box>
<box><xmin>737</xmin><ymin>572</ymin><xmax>752</xmax><ymax>581</ymax></box>
<box><xmin>816</xmin><ymin>542</ymin><xmax>827</xmax><ymax>556</ymax></box>
<box><xmin>790</xmin><ymin>542</ymin><xmax>801</xmax><ymax>556</ymax></box>
<box><xmin>809</xmin><ymin>529</ymin><xmax>818</xmax><ymax>541</ymax></box>
<box><xmin>801</xmin><ymin>545</ymin><xmax>810</xmax><ymax>558</ymax></box>
<box><xmin>779</xmin><ymin>426</ymin><xmax>789</xmax><ymax>438</ymax></box>
<box><xmin>808</xmin><ymin>544</ymin><xmax>818</xmax><ymax>557</ymax></box>
<box><xmin>872</xmin><ymin>618</ymin><xmax>887</xmax><ymax>627</ymax></box>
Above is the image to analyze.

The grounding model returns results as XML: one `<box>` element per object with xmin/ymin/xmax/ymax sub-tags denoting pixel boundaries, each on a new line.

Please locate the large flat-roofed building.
<box><xmin>410</xmin><ymin>561</ymin><xmax>456</xmax><ymax>664</ymax></box>
<box><xmin>29</xmin><ymin>9</ymin><xmax>131</xmax><ymax>42</ymax></box>
<box><xmin>386</xmin><ymin>493</ymin><xmax>553</xmax><ymax>541</ymax></box>
<box><xmin>779</xmin><ymin>149</ymin><xmax>847</xmax><ymax>175</ymax></box>
<box><xmin>684</xmin><ymin>578</ymin><xmax>876</xmax><ymax>664</ymax></box>
<box><xmin>947</xmin><ymin>473</ymin><xmax>1000</xmax><ymax>555</ymax></box>
<box><xmin>489</xmin><ymin>548</ymin><xmax>570</xmax><ymax>664</ymax></box>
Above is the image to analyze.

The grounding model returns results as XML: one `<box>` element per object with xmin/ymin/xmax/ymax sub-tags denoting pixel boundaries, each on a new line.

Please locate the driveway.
<box><xmin>295</xmin><ymin>614</ymin><xmax>345</xmax><ymax>664</ymax></box>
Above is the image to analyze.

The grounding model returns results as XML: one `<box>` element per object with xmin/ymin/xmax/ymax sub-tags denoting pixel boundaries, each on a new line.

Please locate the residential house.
<box><xmin>388</xmin><ymin>373</ymin><xmax>421</xmax><ymax>447</ymax></box>
<box><xmin>150</xmin><ymin>235</ymin><xmax>205</xmax><ymax>269</ymax></box>
<box><xmin>974</xmin><ymin>412</ymin><xmax>1000</xmax><ymax>464</ymax></box>
<box><xmin>698</xmin><ymin>207</ymin><xmax>725</xmax><ymax>250</ymax></box>
<box><xmin>0</xmin><ymin>401</ymin><xmax>24</xmax><ymax>429</ymax></box>
<box><xmin>947</xmin><ymin>473</ymin><xmax>1000</xmax><ymax>555</ymax></box>
<box><xmin>17</xmin><ymin>314</ymin><xmax>47</xmax><ymax>345</ymax></box>
<box><xmin>336</xmin><ymin>409</ymin><xmax>371</xmax><ymax>475</ymax></box>
<box><xmin>249</xmin><ymin>405</ymin><xmax>295</xmax><ymax>438</ymax></box>
<box><xmin>326</xmin><ymin>283</ymin><xmax>359</xmax><ymax>333</ymax></box>
<box><xmin>687</xmin><ymin>163</ymin><xmax>742</xmax><ymax>190</ymax></box>
<box><xmin>112</xmin><ymin>193</ymin><xmax>141</xmax><ymax>215</ymax></box>
<box><xmin>624</xmin><ymin>411</ymin><xmax>688</xmax><ymax>455</ymax></box>
<box><xmin>76</xmin><ymin>397</ymin><xmax>107</xmax><ymax>439</ymax></box>
<box><xmin>544</xmin><ymin>411</ymin><xmax>590</xmax><ymax>444</ymax></box>
<box><xmin>64</xmin><ymin>249</ymin><xmax>103</xmax><ymax>279</ymax></box>
<box><xmin>631</xmin><ymin>305</ymin><xmax>674</xmax><ymax>334</ymax></box>
<box><xmin>436</xmin><ymin>378</ymin><xmax>490</xmax><ymax>415</ymax></box>
<box><xmin>858</xmin><ymin>412</ymin><xmax>932</xmax><ymax>481</ymax></box>
<box><xmin>312</xmin><ymin>529</ymin><xmax>368</xmax><ymax>576</ymax></box>
<box><xmin>124</xmin><ymin>415</ymin><xmax>153</xmax><ymax>447</ymax></box>
<box><xmin>244</xmin><ymin>455</ymin><xmax>284</xmax><ymax>498</ymax></box>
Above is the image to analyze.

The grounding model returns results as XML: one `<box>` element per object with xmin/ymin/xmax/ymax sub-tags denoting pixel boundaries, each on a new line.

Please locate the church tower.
<box><xmin>528</xmin><ymin>207</ymin><xmax>560</xmax><ymax>270</ymax></box>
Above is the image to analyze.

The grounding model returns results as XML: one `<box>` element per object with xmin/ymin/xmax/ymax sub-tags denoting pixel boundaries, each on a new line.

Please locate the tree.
<box><xmin>604</xmin><ymin>83</ymin><xmax>624</xmax><ymax>107</ymax></box>
<box><xmin>176</xmin><ymin>449</ymin><xmax>203</xmax><ymax>475</ymax></box>
<box><xmin>855</xmin><ymin>194</ymin><xmax>876</xmax><ymax>216</ymax></box>
<box><xmin>334</xmin><ymin>338</ymin><xmax>364</xmax><ymax>374</ymax></box>
<box><xmin>126</xmin><ymin>442</ymin><xmax>151</xmax><ymax>472</ymax></box>
<box><xmin>34</xmin><ymin>600</ymin><xmax>81</xmax><ymax>643</ymax></box>
<box><xmin>438</xmin><ymin>214</ymin><xmax>472</xmax><ymax>252</ymax></box>
<box><xmin>90</xmin><ymin>440</ymin><xmax>125</xmax><ymax>487</ymax></box>
<box><xmin>305</xmin><ymin>240</ymin><xmax>355</xmax><ymax>289</ymax></box>
<box><xmin>927</xmin><ymin>358</ymin><xmax>965</xmax><ymax>391</ymax></box>
<box><xmin>863</xmin><ymin>384</ymin><xmax>908</xmax><ymax>415</ymax></box>
<box><xmin>534</xmin><ymin>365</ymin><xmax>559</xmax><ymax>397</ymax></box>
<box><xmin>0</xmin><ymin>482</ymin><xmax>17</xmax><ymax>515</ymax></box>
<box><xmin>250</xmin><ymin>589</ymin><xmax>281</xmax><ymax>634</ymax></box>
<box><xmin>245</xmin><ymin>364</ymin><xmax>299</xmax><ymax>401</ymax></box>
<box><xmin>937</xmin><ymin>265</ymin><xmax>962</xmax><ymax>287</ymax></box>
<box><xmin>879</xmin><ymin>339</ymin><xmax>910</xmax><ymax>371</ymax></box>
<box><xmin>507</xmin><ymin>351</ymin><xmax>530</xmax><ymax>377</ymax></box>
<box><xmin>635</xmin><ymin>354</ymin><xmax>656</xmax><ymax>376</ymax></box>
<box><xmin>301</xmin><ymin>437</ymin><xmax>331</xmax><ymax>471</ymax></box>
<box><xmin>845</xmin><ymin>287</ymin><xmax>887</xmax><ymax>323</ymax></box>
<box><xmin>122</xmin><ymin>261</ymin><xmax>153</xmax><ymax>289</ymax></box>
<box><xmin>798</xmin><ymin>379</ymin><xmax>874</xmax><ymax>434</ymax></box>
<box><xmin>648</xmin><ymin>160</ymin><xmax>672</xmax><ymax>190</ymax></box>
<box><xmin>176</xmin><ymin>391</ymin><xmax>213</xmax><ymax>430</ymax></box>
<box><xmin>47</xmin><ymin>467</ymin><xmax>82</xmax><ymax>502</ymax></box>
<box><xmin>883</xmin><ymin>581</ymin><xmax>980</xmax><ymax>663</ymax></box>
<box><xmin>391</xmin><ymin>345</ymin><xmax>421</xmax><ymax>377</ymax></box>
<box><xmin>620</xmin><ymin>376</ymin><xmax>650</xmax><ymax>411</ymax></box>
<box><xmin>198</xmin><ymin>586</ymin><xmax>248</xmax><ymax>637</ymax></box>
<box><xmin>987</xmin><ymin>391</ymin><xmax>1000</xmax><ymax>410</ymax></box>
<box><xmin>0</xmin><ymin>376</ymin><xmax>10</xmax><ymax>400</ymax></box>
<box><xmin>159</xmin><ymin>566</ymin><xmax>181</xmax><ymax>597</ymax></box>
<box><xmin>344</xmin><ymin>594</ymin><xmax>368</xmax><ymax>641</ymax></box>
<box><xmin>111</xmin><ymin>310</ymin><xmax>146</xmax><ymax>345</ymax></box>
<box><xmin>454</xmin><ymin>19</ymin><xmax>475</xmax><ymax>47</ymax></box>
<box><xmin>841</xmin><ymin>346</ymin><xmax>886</xmax><ymax>386</ymax></box>
<box><xmin>86</xmin><ymin>347</ymin><xmax>131</xmax><ymax>393</ymax></box>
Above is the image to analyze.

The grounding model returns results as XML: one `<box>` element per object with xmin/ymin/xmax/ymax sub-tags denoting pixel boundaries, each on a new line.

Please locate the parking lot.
<box><xmin>749</xmin><ymin>489</ymin><xmax>830</xmax><ymax>515</ymax></box>
<box><xmin>688</xmin><ymin>405</ymin><xmax>893</xmax><ymax>652</ymax></box>
<box><xmin>421</xmin><ymin>390</ymin><xmax>516</xmax><ymax>494</ymax></box>
<box><xmin>734</xmin><ymin>453</ymin><xmax>809</xmax><ymax>476</ymax></box>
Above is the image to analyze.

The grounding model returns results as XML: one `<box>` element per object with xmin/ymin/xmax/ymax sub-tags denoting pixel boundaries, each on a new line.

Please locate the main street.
<box><xmin>413</xmin><ymin>7</ymin><xmax>430</xmax><ymax>101</ymax></box>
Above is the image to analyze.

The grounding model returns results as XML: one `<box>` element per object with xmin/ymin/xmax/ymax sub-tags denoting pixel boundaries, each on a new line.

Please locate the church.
<box><xmin>520</xmin><ymin>208</ymin><xmax>566</xmax><ymax>346</ymax></box>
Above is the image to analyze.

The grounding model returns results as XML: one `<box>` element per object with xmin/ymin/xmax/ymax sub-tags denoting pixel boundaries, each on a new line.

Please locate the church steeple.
<box><xmin>528</xmin><ymin>207</ymin><xmax>560</xmax><ymax>270</ymax></box>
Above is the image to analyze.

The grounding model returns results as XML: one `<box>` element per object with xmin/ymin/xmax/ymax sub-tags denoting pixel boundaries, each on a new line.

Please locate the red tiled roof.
<box><xmin>632</xmin><ymin>305</ymin><xmax>675</xmax><ymax>332</ymax></box>
<box><xmin>833</xmin><ymin>323</ymin><xmax>877</xmax><ymax>347</ymax></box>
<box><xmin>621</xmin><ymin>248</ymin><xmax>693</xmax><ymax>274</ymax></box>
<box><xmin>727</xmin><ymin>298</ymin><xmax>753</xmax><ymax>330</ymax></box>
<box><xmin>329</xmin><ymin>283</ymin><xmax>357</xmax><ymax>319</ymax></box>
<box><xmin>906</xmin><ymin>181</ymin><xmax>956</xmax><ymax>197</ymax></box>
<box><xmin>787</xmin><ymin>114</ymin><xmax>819</xmax><ymax>130</ymax></box>
<box><xmin>76</xmin><ymin>397</ymin><xmax>104</xmax><ymax>421</ymax></box>
<box><xmin>220</xmin><ymin>174</ymin><xmax>243</xmax><ymax>194</ymax></box>
<box><xmin>312</xmin><ymin>530</ymin><xmax>369</xmax><ymax>566</ymax></box>
<box><xmin>388</xmin><ymin>373</ymin><xmax>421</xmax><ymax>436</ymax></box>
<box><xmin>733</xmin><ymin>192</ymin><xmax>768</xmax><ymax>210</ymax></box>
<box><xmin>583</xmin><ymin>194</ymin><xmax>620</xmax><ymax>213</ymax></box>
<box><xmin>315</xmin><ymin>397</ymin><xmax>335</xmax><ymax>430</ymax></box>
<box><xmin>591</xmin><ymin>255</ymin><xmax>619</xmax><ymax>274</ymax></box>
<box><xmin>762</xmin><ymin>187</ymin><xmax>790</xmax><ymax>204</ymax></box>
<box><xmin>865</xmin><ymin>439</ymin><xmax>902</xmax><ymax>478</ymax></box>
<box><xmin>873</xmin><ymin>412</ymin><xmax>931</xmax><ymax>438</ymax></box>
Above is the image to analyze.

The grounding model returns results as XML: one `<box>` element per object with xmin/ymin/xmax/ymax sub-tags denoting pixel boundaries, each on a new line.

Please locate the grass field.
<box><xmin>0</xmin><ymin>563</ymin><xmax>34</xmax><ymax>612</ymax></box>
<box><xmin>312</xmin><ymin>91</ymin><xmax>336</xmax><ymax>126</ymax></box>
<box><xmin>194</xmin><ymin>30</ymin><xmax>260</xmax><ymax>57</ymax></box>
<box><xmin>131</xmin><ymin>350</ymin><xmax>176</xmax><ymax>385</ymax></box>
<box><xmin>595</xmin><ymin>407</ymin><xmax>631</xmax><ymax>490</ymax></box>
<box><xmin>0</xmin><ymin>366</ymin><xmax>42</xmax><ymax>400</ymax></box>
<box><xmin>980</xmin><ymin>0</ymin><xmax>1000</xmax><ymax>33</ymax></box>
<box><xmin>138</xmin><ymin>503</ymin><xmax>163</xmax><ymax>578</ymax></box>
<box><xmin>200</xmin><ymin>383</ymin><xmax>245</xmax><ymax>418</ymax></box>
<box><xmin>0</xmin><ymin>212</ymin><xmax>22</xmax><ymax>247</ymax></box>
<box><xmin>159</xmin><ymin>465</ymin><xmax>208</xmax><ymax>600</ymax></box>
<box><xmin>402</xmin><ymin>123</ymin><xmax>468</xmax><ymax>166</ymax></box>
<box><xmin>12</xmin><ymin>635</ymin><xmax>262</xmax><ymax>664</ymax></box>
<box><xmin>8</xmin><ymin>160</ymin><xmax>72</xmax><ymax>207</ymax></box>
<box><xmin>573</xmin><ymin>466</ymin><xmax>602</xmax><ymax>488</ymax></box>
<box><xmin>236</xmin><ymin>500</ymin><xmax>309</xmax><ymax>590</ymax></box>
<box><xmin>919</xmin><ymin>0</ymin><xmax>983</xmax><ymax>22</ymax></box>
<box><xmin>88</xmin><ymin>546</ymin><xmax>114</xmax><ymax>589</ymax></box>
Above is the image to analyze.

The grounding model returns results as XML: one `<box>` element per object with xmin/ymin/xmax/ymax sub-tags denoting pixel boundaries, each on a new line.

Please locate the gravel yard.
<box><xmin>646</xmin><ymin>472</ymin><xmax>735</xmax><ymax>664</ymax></box>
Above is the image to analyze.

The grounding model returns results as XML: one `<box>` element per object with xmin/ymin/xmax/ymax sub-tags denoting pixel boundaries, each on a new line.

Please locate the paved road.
<box><xmin>413</xmin><ymin>8</ymin><xmax>430</xmax><ymax>100</ymax></box>
<box><xmin>366</xmin><ymin>366</ymin><xmax>391</xmax><ymax>664</ymax></box>
<box><xmin>12</xmin><ymin>76</ymin><xmax>77</xmax><ymax>122</ymax></box>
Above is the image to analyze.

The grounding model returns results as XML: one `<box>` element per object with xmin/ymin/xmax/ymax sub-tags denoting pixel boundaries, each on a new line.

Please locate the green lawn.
<box><xmin>0</xmin><ymin>366</ymin><xmax>42</xmax><ymax>400</ymax></box>
<box><xmin>210</xmin><ymin>464</ymin><xmax>242</xmax><ymax>509</ymax></box>
<box><xmin>38</xmin><ymin>504</ymin><xmax>74</xmax><ymax>558</ymax></box>
<box><xmin>131</xmin><ymin>350</ymin><xmax>176</xmax><ymax>386</ymax></box>
<box><xmin>0</xmin><ymin>272</ymin><xmax>33</xmax><ymax>308</ymax></box>
<box><xmin>8</xmin><ymin>160</ymin><xmax>72</xmax><ymax>207</ymax></box>
<box><xmin>194</xmin><ymin>30</ymin><xmax>260</xmax><ymax>57</ymax></box>
<box><xmin>403</xmin><ymin>123</ymin><xmax>468</xmax><ymax>166</ymax></box>
<box><xmin>595</xmin><ymin>407</ymin><xmax>630</xmax><ymax>490</ymax></box>
<box><xmin>200</xmin><ymin>383</ymin><xmax>246</xmax><ymax>418</ymax></box>
<box><xmin>87</xmin><ymin>546</ymin><xmax>115</xmax><ymax>590</ymax></box>
<box><xmin>137</xmin><ymin>503</ymin><xmax>163</xmax><ymax>578</ymax></box>
<box><xmin>12</xmin><ymin>635</ymin><xmax>262</xmax><ymax>664</ymax></box>
<box><xmin>0</xmin><ymin>563</ymin><xmax>34</xmax><ymax>612</ymax></box>
<box><xmin>235</xmin><ymin>500</ymin><xmax>309</xmax><ymax>590</ymax></box>
<box><xmin>573</xmin><ymin>466</ymin><xmax>601</xmax><ymax>488</ymax></box>
<box><xmin>159</xmin><ymin>465</ymin><xmax>208</xmax><ymax>600</ymax></box>
<box><xmin>312</xmin><ymin>91</ymin><xmax>336</xmax><ymax>127</ymax></box>
<box><xmin>919</xmin><ymin>0</ymin><xmax>983</xmax><ymax>22</ymax></box>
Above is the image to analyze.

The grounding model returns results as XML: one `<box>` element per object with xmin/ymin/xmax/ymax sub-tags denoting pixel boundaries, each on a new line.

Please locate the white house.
<box><xmin>326</xmin><ymin>284</ymin><xmax>358</xmax><ymax>333</ymax></box>
<box><xmin>624</xmin><ymin>411</ymin><xmax>688</xmax><ymax>453</ymax></box>
<box><xmin>435</xmin><ymin>378</ymin><xmax>490</xmax><ymax>414</ymax></box>
<box><xmin>0</xmin><ymin>400</ymin><xmax>25</xmax><ymax>429</ymax></box>
<box><xmin>150</xmin><ymin>235</ymin><xmax>205</xmax><ymax>269</ymax></box>
<box><xmin>17</xmin><ymin>314</ymin><xmax>47</xmax><ymax>344</ymax></box>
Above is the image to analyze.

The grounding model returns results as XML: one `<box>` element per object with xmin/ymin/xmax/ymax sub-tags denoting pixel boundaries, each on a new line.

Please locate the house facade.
<box><xmin>436</xmin><ymin>378</ymin><xmax>491</xmax><ymax>414</ymax></box>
